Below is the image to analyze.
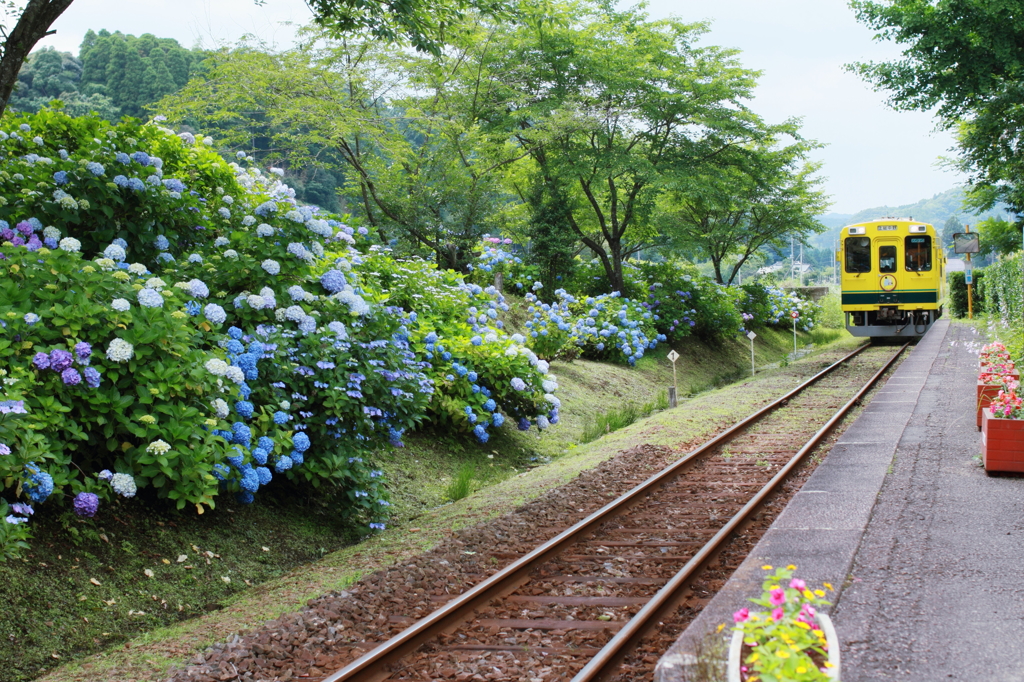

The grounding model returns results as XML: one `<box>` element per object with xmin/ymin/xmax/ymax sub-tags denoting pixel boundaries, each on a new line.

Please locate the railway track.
<box><xmin>311</xmin><ymin>341</ymin><xmax>909</xmax><ymax>682</ymax></box>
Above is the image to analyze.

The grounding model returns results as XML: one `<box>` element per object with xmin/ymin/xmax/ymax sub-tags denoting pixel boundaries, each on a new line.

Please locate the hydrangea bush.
<box><xmin>0</xmin><ymin>109</ymin><xmax>560</xmax><ymax>557</ymax></box>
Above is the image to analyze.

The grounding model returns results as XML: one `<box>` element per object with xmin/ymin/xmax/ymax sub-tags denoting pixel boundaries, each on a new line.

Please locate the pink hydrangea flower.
<box><xmin>769</xmin><ymin>587</ymin><xmax>786</xmax><ymax>605</ymax></box>
<box><xmin>789</xmin><ymin>578</ymin><xmax>806</xmax><ymax>591</ymax></box>
<box><xmin>772</xmin><ymin>607</ymin><xmax>784</xmax><ymax>621</ymax></box>
<box><xmin>733</xmin><ymin>608</ymin><xmax>749</xmax><ymax>623</ymax></box>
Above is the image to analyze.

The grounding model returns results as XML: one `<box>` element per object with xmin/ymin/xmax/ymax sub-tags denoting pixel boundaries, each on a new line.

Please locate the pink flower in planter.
<box><xmin>772</xmin><ymin>607</ymin><xmax>784</xmax><ymax>621</ymax></box>
<box><xmin>789</xmin><ymin>578</ymin><xmax>806</xmax><ymax>591</ymax></box>
<box><xmin>769</xmin><ymin>587</ymin><xmax>786</xmax><ymax>606</ymax></box>
<box><xmin>733</xmin><ymin>608</ymin><xmax>750</xmax><ymax>623</ymax></box>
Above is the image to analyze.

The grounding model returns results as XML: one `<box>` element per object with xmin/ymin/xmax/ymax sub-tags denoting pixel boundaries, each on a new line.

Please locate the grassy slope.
<box><xmin>28</xmin><ymin>327</ymin><xmax>852</xmax><ymax>682</ymax></box>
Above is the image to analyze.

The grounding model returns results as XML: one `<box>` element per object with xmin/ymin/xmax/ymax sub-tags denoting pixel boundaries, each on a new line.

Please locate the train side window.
<box><xmin>905</xmin><ymin>236</ymin><xmax>932</xmax><ymax>272</ymax></box>
<box><xmin>879</xmin><ymin>245</ymin><xmax>897</xmax><ymax>273</ymax></box>
<box><xmin>845</xmin><ymin>237</ymin><xmax>871</xmax><ymax>273</ymax></box>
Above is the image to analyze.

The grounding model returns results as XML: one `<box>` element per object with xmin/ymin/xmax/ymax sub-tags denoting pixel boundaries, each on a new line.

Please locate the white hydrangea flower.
<box><xmin>247</xmin><ymin>294</ymin><xmax>266</xmax><ymax>309</ymax></box>
<box><xmin>127</xmin><ymin>263</ymin><xmax>147</xmax><ymax>275</ymax></box>
<box><xmin>214</xmin><ymin>237</ymin><xmax>229</xmax><ymax>247</ymax></box>
<box><xmin>261</xmin><ymin>259</ymin><xmax>280</xmax><ymax>275</ymax></box>
<box><xmin>94</xmin><ymin>257</ymin><xmax>116</xmax><ymax>271</ymax></box>
<box><xmin>111</xmin><ymin>298</ymin><xmax>131</xmax><ymax>312</ymax></box>
<box><xmin>146</xmin><ymin>440</ymin><xmax>171</xmax><ymax>455</ymax></box>
<box><xmin>537</xmin><ymin>360</ymin><xmax>550</xmax><ymax>373</ymax></box>
<box><xmin>213</xmin><ymin>398</ymin><xmax>229</xmax><ymax>419</ymax></box>
<box><xmin>145</xmin><ymin>277</ymin><xmax>166</xmax><ymax>289</ymax></box>
<box><xmin>223</xmin><ymin>249</ymin><xmax>238</xmax><ymax>259</ymax></box>
<box><xmin>43</xmin><ymin>226</ymin><xmax>60</xmax><ymax>240</ymax></box>
<box><xmin>224</xmin><ymin>366</ymin><xmax>245</xmax><ymax>384</ymax></box>
<box><xmin>106</xmin><ymin>338</ymin><xmax>135</xmax><ymax>363</ymax></box>
<box><xmin>205</xmin><ymin>359</ymin><xmax>228</xmax><ymax>376</ymax></box>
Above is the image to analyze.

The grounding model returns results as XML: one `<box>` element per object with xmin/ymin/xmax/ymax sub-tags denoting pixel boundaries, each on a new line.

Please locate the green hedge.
<box><xmin>983</xmin><ymin>252</ymin><xmax>1023</xmax><ymax>362</ymax></box>
<box><xmin>948</xmin><ymin>270</ymin><xmax>986</xmax><ymax>318</ymax></box>
<box><xmin>984</xmin><ymin>252</ymin><xmax>1023</xmax><ymax>325</ymax></box>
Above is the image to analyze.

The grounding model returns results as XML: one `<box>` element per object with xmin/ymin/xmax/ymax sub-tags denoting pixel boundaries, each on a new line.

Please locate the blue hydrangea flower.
<box><xmin>236</xmin><ymin>491</ymin><xmax>254</xmax><ymax>504</ymax></box>
<box><xmin>273</xmin><ymin>411</ymin><xmax>290</xmax><ymax>424</ymax></box>
<box><xmin>290</xmin><ymin>450</ymin><xmax>304</xmax><ymax>466</ymax></box>
<box><xmin>517</xmin><ymin>417</ymin><xmax>531</xmax><ymax>431</ymax></box>
<box><xmin>228</xmin><ymin>327</ymin><xmax>244</xmax><ymax>340</ymax></box>
<box><xmin>292</xmin><ymin>432</ymin><xmax>310</xmax><ymax>452</ymax></box>
<box><xmin>128</xmin><ymin>177</ymin><xmax>145</xmax><ymax>191</ymax></box>
<box><xmin>275</xmin><ymin>455</ymin><xmax>293</xmax><ymax>473</ymax></box>
<box><xmin>257</xmin><ymin>436</ymin><xmax>274</xmax><ymax>451</ymax></box>
<box><xmin>511</xmin><ymin>377</ymin><xmax>527</xmax><ymax>391</ymax></box>
<box><xmin>483</xmin><ymin>399</ymin><xmax>496</xmax><ymax>411</ymax></box>
<box><xmin>113</xmin><ymin>174</ymin><xmax>130</xmax><ymax>188</ymax></box>
<box><xmin>320</xmin><ymin>269</ymin><xmax>346</xmax><ymax>292</ymax></box>
<box><xmin>231</xmin><ymin>422</ymin><xmax>252</xmax><ymax>447</ymax></box>
<box><xmin>86</xmin><ymin>162</ymin><xmax>105</xmax><ymax>176</ymax></box>
<box><xmin>226</xmin><ymin>339</ymin><xmax>244</xmax><ymax>355</ymax></box>
<box><xmin>492</xmin><ymin>412</ymin><xmax>505</xmax><ymax>428</ymax></box>
<box><xmin>185</xmin><ymin>301</ymin><xmax>201</xmax><ymax>316</ymax></box>
<box><xmin>131</xmin><ymin>151</ymin><xmax>150</xmax><ymax>165</ymax></box>
<box><xmin>155</xmin><ymin>235</ymin><xmax>170</xmax><ymax>250</ymax></box>
<box><xmin>53</xmin><ymin>170</ymin><xmax>67</xmax><ymax>184</ymax></box>
<box><xmin>256</xmin><ymin>466</ymin><xmax>272</xmax><ymax>485</ymax></box>
<box><xmin>235</xmin><ymin>401</ymin><xmax>254</xmax><ymax>419</ymax></box>
<box><xmin>473</xmin><ymin>424</ymin><xmax>488</xmax><ymax>442</ymax></box>
<box><xmin>251</xmin><ymin>448</ymin><xmax>269</xmax><ymax>465</ymax></box>
<box><xmin>240</xmin><ymin>467</ymin><xmax>260</xmax><ymax>493</ymax></box>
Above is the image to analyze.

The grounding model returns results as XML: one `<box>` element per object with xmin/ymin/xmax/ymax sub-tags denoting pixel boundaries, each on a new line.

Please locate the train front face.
<box><xmin>840</xmin><ymin>219</ymin><xmax>946</xmax><ymax>337</ymax></box>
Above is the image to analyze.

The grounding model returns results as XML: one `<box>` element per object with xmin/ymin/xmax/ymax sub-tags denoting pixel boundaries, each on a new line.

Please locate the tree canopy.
<box><xmin>850</xmin><ymin>0</ymin><xmax>1024</xmax><ymax>217</ymax></box>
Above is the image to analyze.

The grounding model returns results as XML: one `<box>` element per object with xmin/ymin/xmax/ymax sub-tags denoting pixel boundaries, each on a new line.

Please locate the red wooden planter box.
<box><xmin>981</xmin><ymin>410</ymin><xmax>1024</xmax><ymax>473</ymax></box>
<box><xmin>977</xmin><ymin>372</ymin><xmax>1020</xmax><ymax>429</ymax></box>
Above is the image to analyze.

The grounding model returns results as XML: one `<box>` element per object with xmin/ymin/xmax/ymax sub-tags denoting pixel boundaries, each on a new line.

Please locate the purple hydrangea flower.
<box><xmin>49</xmin><ymin>349</ymin><xmax>73</xmax><ymax>372</ymax></box>
<box><xmin>33</xmin><ymin>352</ymin><xmax>50</xmax><ymax>370</ymax></box>
<box><xmin>73</xmin><ymin>492</ymin><xmax>99</xmax><ymax>517</ymax></box>
<box><xmin>74</xmin><ymin>342</ymin><xmax>92</xmax><ymax>363</ymax></box>
<box><xmin>83</xmin><ymin>367</ymin><xmax>102</xmax><ymax>388</ymax></box>
<box><xmin>61</xmin><ymin>368</ymin><xmax>82</xmax><ymax>385</ymax></box>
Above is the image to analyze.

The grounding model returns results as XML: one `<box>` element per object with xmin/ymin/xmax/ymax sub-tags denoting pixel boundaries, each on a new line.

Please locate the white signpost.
<box><xmin>667</xmin><ymin>350</ymin><xmax>679</xmax><ymax>408</ymax></box>
<box><xmin>746</xmin><ymin>330</ymin><xmax>757</xmax><ymax>376</ymax></box>
<box><xmin>791</xmin><ymin>310</ymin><xmax>799</xmax><ymax>354</ymax></box>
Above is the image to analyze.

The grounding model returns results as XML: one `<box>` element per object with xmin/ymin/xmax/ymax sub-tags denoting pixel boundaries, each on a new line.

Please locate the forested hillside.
<box><xmin>812</xmin><ymin>187</ymin><xmax>1011</xmax><ymax>248</ymax></box>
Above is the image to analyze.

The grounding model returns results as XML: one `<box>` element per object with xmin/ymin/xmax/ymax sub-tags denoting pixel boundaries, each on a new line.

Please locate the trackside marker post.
<box><xmin>791</xmin><ymin>310</ymin><xmax>799</xmax><ymax>354</ymax></box>
<box><xmin>747</xmin><ymin>330</ymin><xmax>757</xmax><ymax>375</ymax></box>
<box><xmin>667</xmin><ymin>350</ymin><xmax>679</xmax><ymax>408</ymax></box>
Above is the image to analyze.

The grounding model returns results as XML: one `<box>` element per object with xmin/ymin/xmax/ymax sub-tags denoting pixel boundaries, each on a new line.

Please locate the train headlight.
<box><xmin>847</xmin><ymin>226</ymin><xmax>866</xmax><ymax>235</ymax></box>
<box><xmin>908</xmin><ymin>225</ymin><xmax>927</xmax><ymax>233</ymax></box>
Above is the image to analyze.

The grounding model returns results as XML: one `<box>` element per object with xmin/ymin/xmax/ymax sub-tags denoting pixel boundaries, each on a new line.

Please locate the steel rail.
<box><xmin>321</xmin><ymin>342</ymin><xmax>874</xmax><ymax>682</ymax></box>
<box><xmin>571</xmin><ymin>341</ymin><xmax>909</xmax><ymax>682</ymax></box>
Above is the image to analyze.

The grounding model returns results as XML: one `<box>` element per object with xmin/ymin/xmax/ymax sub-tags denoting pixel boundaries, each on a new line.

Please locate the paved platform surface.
<box><xmin>656</xmin><ymin>320</ymin><xmax>1024</xmax><ymax>681</ymax></box>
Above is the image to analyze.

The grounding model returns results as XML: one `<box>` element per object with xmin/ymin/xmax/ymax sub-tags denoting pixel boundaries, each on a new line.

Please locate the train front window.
<box><xmin>845</xmin><ymin>237</ymin><xmax>871</xmax><ymax>273</ymax></box>
<box><xmin>879</xmin><ymin>245</ymin><xmax>897</xmax><ymax>273</ymax></box>
<box><xmin>905</xmin><ymin>236</ymin><xmax>932</xmax><ymax>272</ymax></box>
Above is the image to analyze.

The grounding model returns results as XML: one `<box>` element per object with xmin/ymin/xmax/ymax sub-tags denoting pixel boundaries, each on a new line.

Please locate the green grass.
<box><xmin>445</xmin><ymin>463</ymin><xmax>477</xmax><ymax>502</ymax></box>
<box><xmin>808</xmin><ymin>327</ymin><xmax>845</xmax><ymax>346</ymax></box>
<box><xmin>581</xmin><ymin>390</ymin><xmax>669</xmax><ymax>443</ymax></box>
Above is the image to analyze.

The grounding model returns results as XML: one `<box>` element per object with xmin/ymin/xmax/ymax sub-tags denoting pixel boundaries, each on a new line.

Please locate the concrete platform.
<box><xmin>655</xmin><ymin>319</ymin><xmax>1022</xmax><ymax>680</ymax></box>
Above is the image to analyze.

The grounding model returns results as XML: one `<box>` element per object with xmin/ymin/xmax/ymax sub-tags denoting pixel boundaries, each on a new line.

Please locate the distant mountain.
<box><xmin>811</xmin><ymin>188</ymin><xmax>1011</xmax><ymax>249</ymax></box>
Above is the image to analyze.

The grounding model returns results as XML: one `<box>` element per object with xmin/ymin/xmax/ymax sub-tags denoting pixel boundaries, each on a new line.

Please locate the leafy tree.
<box><xmin>941</xmin><ymin>215</ymin><xmax>963</xmax><ymax>253</ymax></box>
<box><xmin>474</xmin><ymin>1</ymin><xmax>769</xmax><ymax>292</ymax></box>
<box><xmin>0</xmin><ymin>0</ymin><xmax>75</xmax><ymax>116</ymax></box>
<box><xmin>308</xmin><ymin>0</ymin><xmax>510</xmax><ymax>54</ymax></box>
<box><xmin>660</xmin><ymin>139</ymin><xmax>829</xmax><ymax>285</ymax></box>
<box><xmin>7</xmin><ymin>46</ymin><xmax>78</xmax><ymax>111</ymax></box>
<box><xmin>159</xmin><ymin>30</ymin><xmax>525</xmax><ymax>270</ymax></box>
<box><xmin>849</xmin><ymin>0</ymin><xmax>1024</xmax><ymax>215</ymax></box>
<box><xmin>976</xmin><ymin>216</ymin><xmax>1023</xmax><ymax>258</ymax></box>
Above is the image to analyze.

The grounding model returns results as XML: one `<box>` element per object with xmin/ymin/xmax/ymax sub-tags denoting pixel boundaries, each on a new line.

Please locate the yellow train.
<box><xmin>840</xmin><ymin>218</ymin><xmax>947</xmax><ymax>337</ymax></box>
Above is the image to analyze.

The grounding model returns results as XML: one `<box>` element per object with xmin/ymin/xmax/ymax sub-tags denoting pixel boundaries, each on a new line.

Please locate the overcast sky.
<box><xmin>36</xmin><ymin>0</ymin><xmax>962</xmax><ymax>214</ymax></box>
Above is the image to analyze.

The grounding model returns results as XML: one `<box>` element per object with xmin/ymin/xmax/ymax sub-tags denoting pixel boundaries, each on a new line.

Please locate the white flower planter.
<box><xmin>727</xmin><ymin>612</ymin><xmax>841</xmax><ymax>681</ymax></box>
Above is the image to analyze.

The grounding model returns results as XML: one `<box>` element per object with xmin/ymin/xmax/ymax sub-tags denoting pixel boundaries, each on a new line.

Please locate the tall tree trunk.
<box><xmin>0</xmin><ymin>0</ymin><xmax>76</xmax><ymax>116</ymax></box>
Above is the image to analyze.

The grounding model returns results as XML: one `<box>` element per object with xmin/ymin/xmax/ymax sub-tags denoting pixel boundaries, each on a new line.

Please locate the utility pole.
<box><xmin>965</xmin><ymin>224</ymin><xmax>974</xmax><ymax>319</ymax></box>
